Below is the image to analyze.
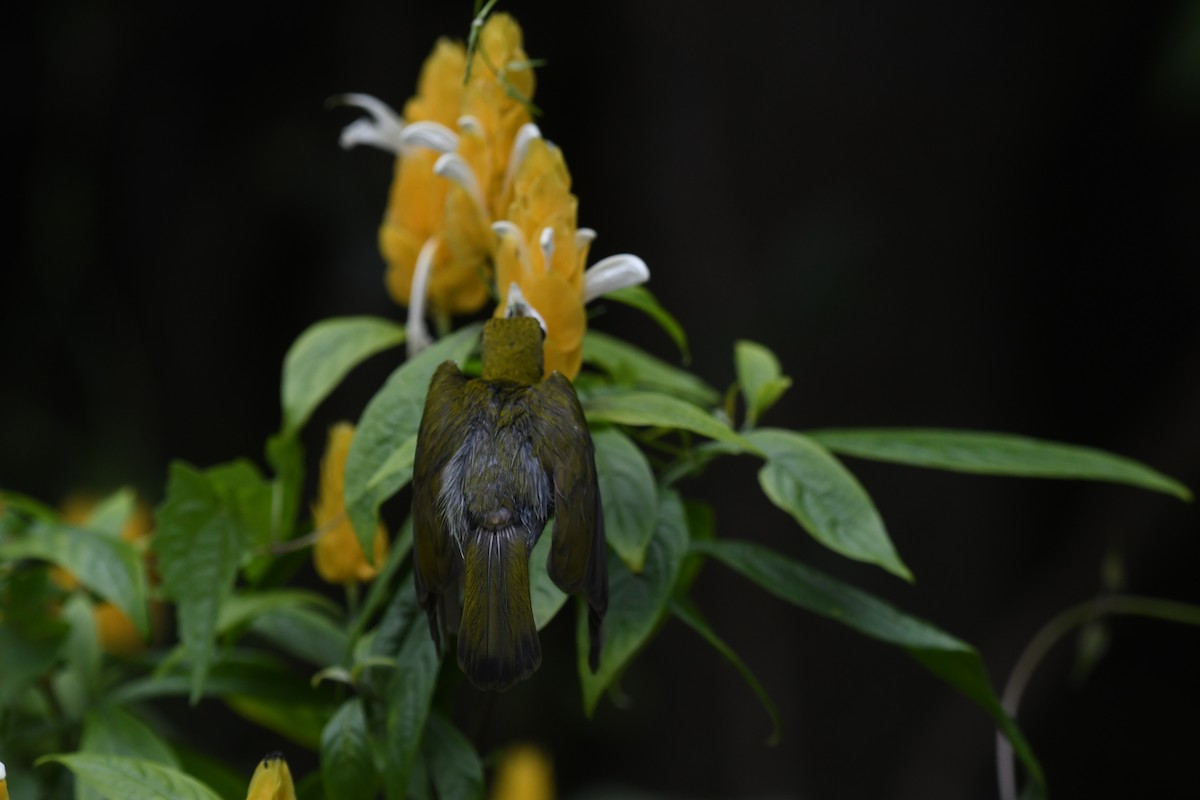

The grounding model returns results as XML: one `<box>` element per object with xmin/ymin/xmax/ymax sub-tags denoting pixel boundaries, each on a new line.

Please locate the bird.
<box><xmin>412</xmin><ymin>314</ymin><xmax>607</xmax><ymax>691</ymax></box>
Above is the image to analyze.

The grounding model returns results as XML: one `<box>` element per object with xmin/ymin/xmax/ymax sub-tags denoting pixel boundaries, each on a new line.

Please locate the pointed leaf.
<box><xmin>807</xmin><ymin>428</ymin><xmax>1191</xmax><ymax>501</ymax></box>
<box><xmin>344</xmin><ymin>324</ymin><xmax>482</xmax><ymax>560</ymax></box>
<box><xmin>0</xmin><ymin>522</ymin><xmax>149</xmax><ymax>636</ymax></box>
<box><xmin>746</xmin><ymin>429</ymin><xmax>911</xmax><ymax>581</ymax></box>
<box><xmin>735</xmin><ymin>340</ymin><xmax>792</xmax><ymax>426</ymax></box>
<box><xmin>80</xmin><ymin>707</ymin><xmax>178</xmax><ymax>774</ymax></box>
<box><xmin>154</xmin><ymin>462</ymin><xmax>257</xmax><ymax>703</ymax></box>
<box><xmin>281</xmin><ymin>316</ymin><xmax>407</xmax><ymax>435</ymax></box>
<box><xmin>670</xmin><ymin>598</ymin><xmax>780</xmax><ymax>745</ymax></box>
<box><xmin>321</xmin><ymin>698</ymin><xmax>377</xmax><ymax>800</ymax></box>
<box><xmin>578</xmin><ymin>488</ymin><xmax>688</xmax><ymax>716</ymax></box>
<box><xmin>422</xmin><ymin>712</ymin><xmax>484</xmax><ymax>800</ymax></box>
<box><xmin>582</xmin><ymin>331</ymin><xmax>718</xmax><ymax>407</ymax></box>
<box><xmin>603</xmin><ymin>286</ymin><xmax>690</xmax><ymax>361</ymax></box>
<box><xmin>694</xmin><ymin>537</ymin><xmax>1045</xmax><ymax>797</ymax></box>
<box><xmin>592</xmin><ymin>427</ymin><xmax>658</xmax><ymax>572</ymax></box>
<box><xmin>584</xmin><ymin>392</ymin><xmax>756</xmax><ymax>451</ymax></box>
<box><xmin>83</xmin><ymin>489</ymin><xmax>137</xmax><ymax>539</ymax></box>
<box><xmin>39</xmin><ymin>754</ymin><xmax>223</xmax><ymax>800</ymax></box>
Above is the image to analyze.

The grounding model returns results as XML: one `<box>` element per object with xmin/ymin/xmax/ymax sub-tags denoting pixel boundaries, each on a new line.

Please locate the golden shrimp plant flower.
<box><xmin>244</xmin><ymin>753</ymin><xmax>296</xmax><ymax>800</ymax></box>
<box><xmin>312</xmin><ymin>422</ymin><xmax>389</xmax><ymax>584</ymax></box>
<box><xmin>338</xmin><ymin>12</ymin><xmax>649</xmax><ymax>376</ymax></box>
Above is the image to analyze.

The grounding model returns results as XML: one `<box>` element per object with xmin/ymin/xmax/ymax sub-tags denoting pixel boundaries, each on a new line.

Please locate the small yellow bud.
<box><xmin>245</xmin><ymin>752</ymin><xmax>295</xmax><ymax>800</ymax></box>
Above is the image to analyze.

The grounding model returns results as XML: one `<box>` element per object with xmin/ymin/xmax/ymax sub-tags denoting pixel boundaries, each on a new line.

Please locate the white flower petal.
<box><xmin>1</xmin><ymin>761</ymin><xmax>6</xmax><ymax>780</ymax></box>
<box><xmin>332</xmin><ymin>93</ymin><xmax>405</xmax><ymax>154</ymax></box>
<box><xmin>539</xmin><ymin>226</ymin><xmax>555</xmax><ymax>271</ymax></box>
<box><xmin>503</xmin><ymin>282</ymin><xmax>548</xmax><ymax>333</ymax></box>
<box><xmin>434</xmin><ymin>153</ymin><xmax>487</xmax><ymax>217</ymax></box>
<box><xmin>575</xmin><ymin>228</ymin><xmax>597</xmax><ymax>251</ymax></box>
<box><xmin>457</xmin><ymin>115</ymin><xmax>484</xmax><ymax>135</ymax></box>
<box><xmin>582</xmin><ymin>254</ymin><xmax>651</xmax><ymax>303</ymax></box>
<box><xmin>398</xmin><ymin>121</ymin><xmax>459</xmax><ymax>153</ymax></box>
<box><xmin>406</xmin><ymin>237</ymin><xmax>440</xmax><ymax>357</ymax></box>
<box><xmin>502</xmin><ymin>122</ymin><xmax>543</xmax><ymax>194</ymax></box>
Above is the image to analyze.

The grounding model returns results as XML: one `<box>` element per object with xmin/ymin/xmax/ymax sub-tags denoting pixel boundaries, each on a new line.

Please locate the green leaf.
<box><xmin>39</xmin><ymin>754</ymin><xmax>224</xmax><ymax>800</ymax></box>
<box><xmin>0</xmin><ymin>522</ymin><xmax>150</xmax><ymax>635</ymax></box>
<box><xmin>0</xmin><ymin>618</ymin><xmax>69</xmax><ymax>709</ymax></box>
<box><xmin>421</xmin><ymin>712</ymin><xmax>484</xmax><ymax>800</ymax></box>
<box><xmin>247</xmin><ymin>606</ymin><xmax>349</xmax><ymax>668</ymax></box>
<box><xmin>154</xmin><ymin>462</ymin><xmax>265</xmax><ymax>703</ymax></box>
<box><xmin>592</xmin><ymin>427</ymin><xmax>658</xmax><ymax>573</ymax></box>
<box><xmin>80</xmin><ymin>707</ymin><xmax>179</xmax><ymax>775</ymax></box>
<box><xmin>61</xmin><ymin>594</ymin><xmax>102</xmax><ymax>696</ymax></box>
<box><xmin>578</xmin><ymin>488</ymin><xmax>688</xmax><ymax>716</ymax></box>
<box><xmin>734</xmin><ymin>340</ymin><xmax>792</xmax><ymax>427</ymax></box>
<box><xmin>745</xmin><ymin>429</ymin><xmax>911</xmax><ymax>581</ymax></box>
<box><xmin>349</xmin><ymin>516</ymin><xmax>415</xmax><ymax>646</ymax></box>
<box><xmin>281</xmin><ymin>315</ymin><xmax>407</xmax><ymax>435</ymax></box>
<box><xmin>582</xmin><ymin>331</ymin><xmax>718</xmax><ymax>407</ymax></box>
<box><xmin>603</xmin><ymin>285</ymin><xmax>690</xmax><ymax>362</ymax></box>
<box><xmin>344</xmin><ymin>323</ymin><xmax>482</xmax><ymax>561</ymax></box>
<box><xmin>224</xmin><ymin>694</ymin><xmax>330</xmax><ymax>750</ymax></box>
<box><xmin>584</xmin><ymin>392</ymin><xmax>756</xmax><ymax>451</ymax></box>
<box><xmin>807</xmin><ymin>428</ymin><xmax>1192</xmax><ymax>501</ymax></box>
<box><xmin>670</xmin><ymin>598</ymin><xmax>780</xmax><ymax>745</ymax></box>
<box><xmin>265</xmin><ymin>432</ymin><xmax>305</xmax><ymax>547</ymax></box>
<box><xmin>321</xmin><ymin>698</ymin><xmax>378</xmax><ymax>800</ymax></box>
<box><xmin>530</xmin><ymin>521</ymin><xmax>567</xmax><ymax>631</ymax></box>
<box><xmin>379</xmin><ymin>578</ymin><xmax>441</xmax><ymax>800</ymax></box>
<box><xmin>174</xmin><ymin>747</ymin><xmax>247</xmax><ymax>800</ymax></box>
<box><xmin>217</xmin><ymin>590</ymin><xmax>342</xmax><ymax>636</ymax></box>
<box><xmin>83</xmin><ymin>489</ymin><xmax>137</xmax><ymax>539</ymax></box>
<box><xmin>694</xmin><ymin>537</ymin><xmax>1045</xmax><ymax>797</ymax></box>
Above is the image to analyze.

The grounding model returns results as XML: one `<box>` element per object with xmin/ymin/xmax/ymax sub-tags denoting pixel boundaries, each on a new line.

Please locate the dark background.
<box><xmin>6</xmin><ymin>1</ymin><xmax>1200</xmax><ymax>797</ymax></box>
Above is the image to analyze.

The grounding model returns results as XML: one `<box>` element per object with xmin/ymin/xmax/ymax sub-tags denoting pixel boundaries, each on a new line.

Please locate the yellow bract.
<box><xmin>244</xmin><ymin>753</ymin><xmax>296</xmax><ymax>800</ymax></box>
<box><xmin>381</xmin><ymin>13</ymin><xmax>535</xmax><ymax>319</ymax></box>
<box><xmin>495</xmin><ymin>139</ymin><xmax>588</xmax><ymax>379</ymax></box>
<box><xmin>312</xmin><ymin>422</ymin><xmax>389</xmax><ymax>584</ymax></box>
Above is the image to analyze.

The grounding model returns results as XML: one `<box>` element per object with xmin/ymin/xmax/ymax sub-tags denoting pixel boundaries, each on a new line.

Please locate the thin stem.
<box><xmin>996</xmin><ymin>594</ymin><xmax>1200</xmax><ymax>800</ymax></box>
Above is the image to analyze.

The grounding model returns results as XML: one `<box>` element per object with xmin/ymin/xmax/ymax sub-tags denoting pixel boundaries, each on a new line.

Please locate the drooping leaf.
<box><xmin>421</xmin><ymin>711</ymin><xmax>484</xmax><ymax>800</ymax></box>
<box><xmin>281</xmin><ymin>316</ymin><xmax>407</xmax><ymax>436</ymax></box>
<box><xmin>670</xmin><ymin>598</ymin><xmax>780</xmax><ymax>746</ymax></box>
<box><xmin>217</xmin><ymin>590</ymin><xmax>342</xmax><ymax>636</ymax></box>
<box><xmin>584</xmin><ymin>392</ymin><xmax>755</xmax><ymax>451</ymax></box>
<box><xmin>0</xmin><ymin>522</ymin><xmax>150</xmax><ymax>635</ymax></box>
<box><xmin>592</xmin><ymin>427</ymin><xmax>658</xmax><ymax>572</ymax></box>
<box><xmin>247</xmin><ymin>605</ymin><xmax>349</xmax><ymax>668</ymax></box>
<box><xmin>603</xmin><ymin>285</ymin><xmax>690</xmax><ymax>362</ymax></box>
<box><xmin>154</xmin><ymin>462</ymin><xmax>269</xmax><ymax>703</ymax></box>
<box><xmin>694</xmin><ymin>537</ymin><xmax>1045</xmax><ymax>797</ymax></box>
<box><xmin>734</xmin><ymin>340</ymin><xmax>792</xmax><ymax>427</ymax></box>
<box><xmin>39</xmin><ymin>754</ymin><xmax>223</xmax><ymax>800</ymax></box>
<box><xmin>582</xmin><ymin>331</ymin><xmax>718</xmax><ymax>407</ymax></box>
<box><xmin>321</xmin><ymin>698</ymin><xmax>378</xmax><ymax>800</ymax></box>
<box><xmin>578</xmin><ymin>488</ymin><xmax>688</xmax><ymax>716</ymax></box>
<box><xmin>745</xmin><ymin>429</ymin><xmax>911</xmax><ymax>581</ymax></box>
<box><xmin>807</xmin><ymin>428</ymin><xmax>1192</xmax><ymax>501</ymax></box>
<box><xmin>344</xmin><ymin>324</ymin><xmax>482</xmax><ymax>560</ymax></box>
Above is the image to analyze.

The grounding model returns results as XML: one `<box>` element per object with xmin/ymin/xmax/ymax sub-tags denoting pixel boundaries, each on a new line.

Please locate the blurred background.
<box><xmin>7</xmin><ymin>0</ymin><xmax>1200</xmax><ymax>797</ymax></box>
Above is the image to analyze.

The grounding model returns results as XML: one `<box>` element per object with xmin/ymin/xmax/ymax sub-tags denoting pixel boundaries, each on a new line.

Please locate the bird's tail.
<box><xmin>458</xmin><ymin>528</ymin><xmax>541</xmax><ymax>691</ymax></box>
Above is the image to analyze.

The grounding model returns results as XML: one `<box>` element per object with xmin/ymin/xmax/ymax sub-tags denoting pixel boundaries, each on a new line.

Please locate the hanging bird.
<box><xmin>412</xmin><ymin>314</ymin><xmax>607</xmax><ymax>691</ymax></box>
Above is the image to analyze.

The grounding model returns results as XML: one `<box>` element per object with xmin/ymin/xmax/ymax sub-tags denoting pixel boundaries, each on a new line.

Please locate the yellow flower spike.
<box><xmin>313</xmin><ymin>423</ymin><xmax>389</xmax><ymax>585</ymax></box>
<box><xmin>490</xmin><ymin>744</ymin><xmax>555</xmax><ymax>800</ymax></box>
<box><xmin>402</xmin><ymin>38</ymin><xmax>467</xmax><ymax>127</ymax></box>
<box><xmin>245</xmin><ymin>753</ymin><xmax>296</xmax><ymax>800</ymax></box>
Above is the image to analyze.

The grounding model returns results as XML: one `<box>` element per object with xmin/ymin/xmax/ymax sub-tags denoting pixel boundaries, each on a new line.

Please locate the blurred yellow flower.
<box><xmin>54</xmin><ymin>492</ymin><xmax>158</xmax><ymax>656</ymax></box>
<box><xmin>491</xmin><ymin>744</ymin><xmax>555</xmax><ymax>800</ymax></box>
<box><xmin>313</xmin><ymin>422</ymin><xmax>389</xmax><ymax>584</ymax></box>
<box><xmin>244</xmin><ymin>752</ymin><xmax>295</xmax><ymax>800</ymax></box>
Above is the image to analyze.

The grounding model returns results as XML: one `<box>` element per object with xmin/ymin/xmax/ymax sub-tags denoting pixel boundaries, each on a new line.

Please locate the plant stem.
<box><xmin>996</xmin><ymin>594</ymin><xmax>1200</xmax><ymax>800</ymax></box>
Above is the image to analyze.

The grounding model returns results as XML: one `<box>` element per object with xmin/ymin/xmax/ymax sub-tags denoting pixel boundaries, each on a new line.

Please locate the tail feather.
<box><xmin>458</xmin><ymin>528</ymin><xmax>541</xmax><ymax>691</ymax></box>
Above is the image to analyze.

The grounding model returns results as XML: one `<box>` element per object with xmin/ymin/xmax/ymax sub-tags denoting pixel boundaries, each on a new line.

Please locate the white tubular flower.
<box><xmin>582</xmin><ymin>254</ymin><xmax>651</xmax><ymax>303</ymax></box>
<box><xmin>397</xmin><ymin>120</ymin><xmax>460</xmax><ymax>153</ymax></box>
<box><xmin>406</xmin><ymin>237</ymin><xmax>440</xmax><ymax>357</ymax></box>
<box><xmin>332</xmin><ymin>93</ymin><xmax>406</xmax><ymax>154</ymax></box>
